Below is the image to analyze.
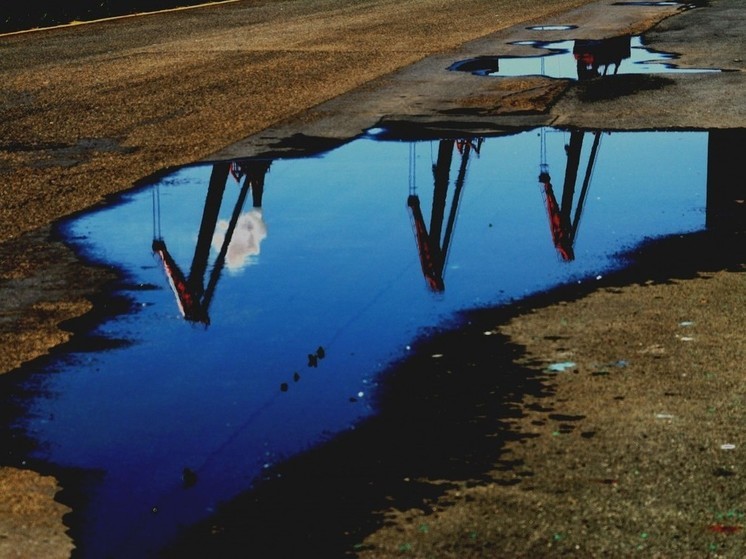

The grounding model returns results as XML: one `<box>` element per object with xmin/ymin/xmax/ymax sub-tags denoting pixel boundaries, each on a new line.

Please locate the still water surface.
<box><xmin>21</xmin><ymin>127</ymin><xmax>707</xmax><ymax>556</ymax></box>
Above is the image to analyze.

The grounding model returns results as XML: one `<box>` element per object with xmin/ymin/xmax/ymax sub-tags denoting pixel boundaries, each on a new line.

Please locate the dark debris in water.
<box><xmin>181</xmin><ymin>468</ymin><xmax>197</xmax><ymax>488</ymax></box>
<box><xmin>548</xmin><ymin>413</ymin><xmax>586</xmax><ymax>422</ymax></box>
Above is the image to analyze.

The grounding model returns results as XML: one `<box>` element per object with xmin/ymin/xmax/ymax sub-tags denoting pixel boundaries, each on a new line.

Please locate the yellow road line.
<box><xmin>0</xmin><ymin>0</ymin><xmax>242</xmax><ymax>38</ymax></box>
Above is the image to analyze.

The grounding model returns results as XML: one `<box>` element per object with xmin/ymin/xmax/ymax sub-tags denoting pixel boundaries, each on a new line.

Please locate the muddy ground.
<box><xmin>0</xmin><ymin>0</ymin><xmax>743</xmax><ymax>556</ymax></box>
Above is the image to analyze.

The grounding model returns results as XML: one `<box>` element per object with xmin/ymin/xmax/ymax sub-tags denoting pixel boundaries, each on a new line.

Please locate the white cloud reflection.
<box><xmin>212</xmin><ymin>208</ymin><xmax>267</xmax><ymax>271</ymax></box>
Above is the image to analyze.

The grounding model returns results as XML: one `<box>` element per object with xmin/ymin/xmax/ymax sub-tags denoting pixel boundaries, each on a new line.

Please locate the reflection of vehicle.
<box><xmin>152</xmin><ymin>160</ymin><xmax>270</xmax><ymax>324</ymax></box>
<box><xmin>573</xmin><ymin>35</ymin><xmax>631</xmax><ymax>79</ymax></box>
<box><xmin>539</xmin><ymin>129</ymin><xmax>602</xmax><ymax>261</ymax></box>
<box><xmin>407</xmin><ymin>138</ymin><xmax>482</xmax><ymax>291</ymax></box>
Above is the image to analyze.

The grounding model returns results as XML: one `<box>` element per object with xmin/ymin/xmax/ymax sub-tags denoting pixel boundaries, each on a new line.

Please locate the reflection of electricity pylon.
<box><xmin>152</xmin><ymin>160</ymin><xmax>270</xmax><ymax>324</ymax></box>
<box><xmin>408</xmin><ymin>138</ymin><xmax>482</xmax><ymax>291</ymax></box>
<box><xmin>539</xmin><ymin>128</ymin><xmax>601</xmax><ymax>261</ymax></box>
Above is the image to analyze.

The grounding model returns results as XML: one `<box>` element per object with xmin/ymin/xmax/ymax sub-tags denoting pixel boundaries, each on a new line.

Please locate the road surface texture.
<box><xmin>0</xmin><ymin>0</ymin><xmax>743</xmax><ymax>556</ymax></box>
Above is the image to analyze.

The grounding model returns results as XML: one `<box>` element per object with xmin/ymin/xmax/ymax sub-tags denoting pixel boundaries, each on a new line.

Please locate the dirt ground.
<box><xmin>359</xmin><ymin>250</ymin><xmax>746</xmax><ymax>558</ymax></box>
<box><xmin>0</xmin><ymin>0</ymin><xmax>743</xmax><ymax>556</ymax></box>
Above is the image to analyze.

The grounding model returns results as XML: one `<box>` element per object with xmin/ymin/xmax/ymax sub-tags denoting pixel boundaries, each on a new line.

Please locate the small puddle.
<box><xmin>6</xmin><ymin>126</ymin><xmax>743</xmax><ymax>557</ymax></box>
<box><xmin>525</xmin><ymin>24</ymin><xmax>578</xmax><ymax>31</ymax></box>
<box><xmin>613</xmin><ymin>1</ymin><xmax>703</xmax><ymax>6</ymax></box>
<box><xmin>449</xmin><ymin>35</ymin><xmax>721</xmax><ymax>79</ymax></box>
<box><xmin>615</xmin><ymin>1</ymin><xmax>682</xmax><ymax>5</ymax></box>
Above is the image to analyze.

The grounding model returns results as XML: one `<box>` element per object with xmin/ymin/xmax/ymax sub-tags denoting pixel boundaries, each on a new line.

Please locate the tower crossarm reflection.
<box><xmin>539</xmin><ymin>128</ymin><xmax>602</xmax><ymax>261</ymax></box>
<box><xmin>407</xmin><ymin>138</ymin><xmax>482</xmax><ymax>291</ymax></box>
<box><xmin>152</xmin><ymin>160</ymin><xmax>271</xmax><ymax>324</ymax></box>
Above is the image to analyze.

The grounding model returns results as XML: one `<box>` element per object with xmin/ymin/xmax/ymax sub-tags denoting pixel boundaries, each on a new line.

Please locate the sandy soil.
<box><xmin>0</xmin><ymin>467</ymin><xmax>73</xmax><ymax>558</ymax></box>
<box><xmin>0</xmin><ymin>0</ymin><xmax>743</xmax><ymax>556</ymax></box>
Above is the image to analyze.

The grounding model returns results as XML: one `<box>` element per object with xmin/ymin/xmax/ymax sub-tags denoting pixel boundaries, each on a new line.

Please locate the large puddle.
<box><xmin>449</xmin><ymin>35</ymin><xmax>721</xmax><ymax>79</ymax></box>
<box><xmin>8</xmin><ymin>126</ymin><xmax>742</xmax><ymax>557</ymax></box>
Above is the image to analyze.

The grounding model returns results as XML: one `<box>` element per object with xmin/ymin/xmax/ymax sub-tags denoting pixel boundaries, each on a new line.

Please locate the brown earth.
<box><xmin>0</xmin><ymin>467</ymin><xmax>73</xmax><ymax>558</ymax></box>
<box><xmin>0</xmin><ymin>0</ymin><xmax>743</xmax><ymax>557</ymax></box>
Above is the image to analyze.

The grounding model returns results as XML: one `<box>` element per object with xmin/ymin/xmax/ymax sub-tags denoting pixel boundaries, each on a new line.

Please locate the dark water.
<box><xmin>449</xmin><ymin>35</ymin><xmax>720</xmax><ymax>79</ymax></box>
<box><xmin>10</xmin><ymin>127</ymin><xmax>726</xmax><ymax>556</ymax></box>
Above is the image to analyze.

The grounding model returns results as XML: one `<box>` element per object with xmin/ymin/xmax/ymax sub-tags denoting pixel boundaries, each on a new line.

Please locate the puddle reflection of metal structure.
<box><xmin>407</xmin><ymin>138</ymin><xmax>483</xmax><ymax>291</ymax></box>
<box><xmin>405</xmin><ymin>129</ymin><xmax>602</xmax><ymax>279</ymax></box>
<box><xmin>706</xmin><ymin>129</ymin><xmax>746</xmax><ymax>232</ymax></box>
<box><xmin>152</xmin><ymin>160</ymin><xmax>270</xmax><ymax>324</ymax></box>
<box><xmin>539</xmin><ymin>128</ymin><xmax>602</xmax><ymax>261</ymax></box>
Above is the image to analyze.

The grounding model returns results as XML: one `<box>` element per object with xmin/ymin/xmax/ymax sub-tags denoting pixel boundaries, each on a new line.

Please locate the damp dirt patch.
<box><xmin>440</xmin><ymin>78</ymin><xmax>569</xmax><ymax>116</ymax></box>
<box><xmin>574</xmin><ymin>73</ymin><xmax>674</xmax><ymax>100</ymax></box>
<box><xmin>0</xmin><ymin>227</ymin><xmax>117</xmax><ymax>374</ymax></box>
